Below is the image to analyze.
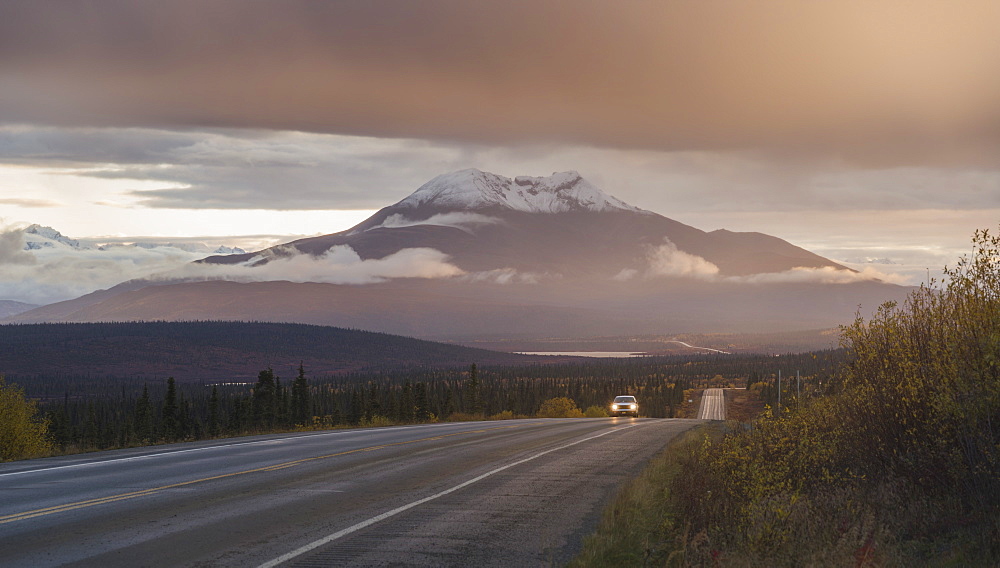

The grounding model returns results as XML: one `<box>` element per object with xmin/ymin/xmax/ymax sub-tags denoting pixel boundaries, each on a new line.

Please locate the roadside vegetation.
<box><xmin>0</xmin><ymin>376</ymin><xmax>53</xmax><ymax>460</ymax></box>
<box><xmin>5</xmin><ymin>349</ymin><xmax>838</xmax><ymax>458</ymax></box>
<box><xmin>574</xmin><ymin>228</ymin><xmax>1000</xmax><ymax>566</ymax></box>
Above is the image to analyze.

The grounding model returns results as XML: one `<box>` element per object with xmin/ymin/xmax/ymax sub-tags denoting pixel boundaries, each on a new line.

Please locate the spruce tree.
<box><xmin>400</xmin><ymin>379</ymin><xmax>415</xmax><ymax>422</ymax></box>
<box><xmin>291</xmin><ymin>363</ymin><xmax>310</xmax><ymax>426</ymax></box>
<box><xmin>134</xmin><ymin>385</ymin><xmax>153</xmax><ymax>443</ymax></box>
<box><xmin>162</xmin><ymin>377</ymin><xmax>179</xmax><ymax>441</ymax></box>
<box><xmin>414</xmin><ymin>382</ymin><xmax>430</xmax><ymax>421</ymax></box>
<box><xmin>464</xmin><ymin>364</ymin><xmax>483</xmax><ymax>416</ymax></box>
<box><xmin>347</xmin><ymin>388</ymin><xmax>362</xmax><ymax>425</ymax></box>
<box><xmin>252</xmin><ymin>368</ymin><xmax>277</xmax><ymax>429</ymax></box>
<box><xmin>207</xmin><ymin>385</ymin><xmax>220</xmax><ymax>437</ymax></box>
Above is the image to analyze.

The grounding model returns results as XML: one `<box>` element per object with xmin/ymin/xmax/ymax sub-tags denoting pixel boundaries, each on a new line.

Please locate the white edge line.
<box><xmin>0</xmin><ymin>422</ymin><xmax>501</xmax><ymax>479</ymax></box>
<box><xmin>257</xmin><ymin>423</ymin><xmax>640</xmax><ymax>568</ymax></box>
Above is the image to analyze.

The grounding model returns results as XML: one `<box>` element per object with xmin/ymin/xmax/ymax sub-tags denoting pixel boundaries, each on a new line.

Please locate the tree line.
<box><xmin>24</xmin><ymin>351</ymin><xmax>842</xmax><ymax>453</ymax></box>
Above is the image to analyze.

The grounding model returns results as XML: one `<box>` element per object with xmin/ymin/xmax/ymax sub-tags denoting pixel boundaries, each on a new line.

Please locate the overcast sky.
<box><xmin>1</xmin><ymin>0</ymin><xmax>999</xmax><ymax>289</ymax></box>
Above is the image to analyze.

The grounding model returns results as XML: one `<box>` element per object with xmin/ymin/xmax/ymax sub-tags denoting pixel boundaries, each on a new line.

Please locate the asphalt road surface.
<box><xmin>696</xmin><ymin>388</ymin><xmax>726</xmax><ymax>420</ymax></box>
<box><xmin>0</xmin><ymin>418</ymin><xmax>700</xmax><ymax>567</ymax></box>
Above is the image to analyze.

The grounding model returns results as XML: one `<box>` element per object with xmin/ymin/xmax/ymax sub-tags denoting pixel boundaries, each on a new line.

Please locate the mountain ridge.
<box><xmin>5</xmin><ymin>169</ymin><xmax>907</xmax><ymax>338</ymax></box>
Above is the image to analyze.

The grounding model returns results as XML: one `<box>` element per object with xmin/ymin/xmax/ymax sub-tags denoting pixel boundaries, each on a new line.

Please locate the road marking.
<box><xmin>256</xmin><ymin>423</ymin><xmax>640</xmax><ymax>568</ymax></box>
<box><xmin>697</xmin><ymin>388</ymin><xmax>726</xmax><ymax>420</ymax></box>
<box><xmin>0</xmin><ymin>422</ymin><xmax>498</xmax><ymax>479</ymax></box>
<box><xmin>0</xmin><ymin>424</ymin><xmax>531</xmax><ymax>525</ymax></box>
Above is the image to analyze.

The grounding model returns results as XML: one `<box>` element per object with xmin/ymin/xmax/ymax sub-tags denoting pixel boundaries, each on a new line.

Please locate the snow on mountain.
<box><xmin>4</xmin><ymin>225</ymin><xmax>250</xmax><ymax>305</ymax></box>
<box><xmin>107</xmin><ymin>241</ymin><xmax>246</xmax><ymax>254</ymax></box>
<box><xmin>394</xmin><ymin>169</ymin><xmax>648</xmax><ymax>214</ymax></box>
<box><xmin>19</xmin><ymin>225</ymin><xmax>246</xmax><ymax>256</ymax></box>
<box><xmin>24</xmin><ymin>224</ymin><xmax>85</xmax><ymax>250</ymax></box>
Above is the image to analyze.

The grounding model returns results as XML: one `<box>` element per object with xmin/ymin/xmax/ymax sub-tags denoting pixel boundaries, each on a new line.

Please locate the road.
<box><xmin>0</xmin><ymin>418</ymin><xmax>700</xmax><ymax>567</ymax></box>
<box><xmin>697</xmin><ymin>388</ymin><xmax>727</xmax><ymax>420</ymax></box>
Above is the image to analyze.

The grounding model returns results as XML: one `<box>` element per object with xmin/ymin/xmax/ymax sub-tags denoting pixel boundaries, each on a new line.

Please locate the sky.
<box><xmin>1</xmin><ymin>0</ymin><xmax>999</xmax><ymax>303</ymax></box>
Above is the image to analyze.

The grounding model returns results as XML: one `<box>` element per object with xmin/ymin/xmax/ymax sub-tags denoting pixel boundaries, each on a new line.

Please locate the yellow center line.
<box><xmin>0</xmin><ymin>423</ymin><xmax>533</xmax><ymax>525</ymax></box>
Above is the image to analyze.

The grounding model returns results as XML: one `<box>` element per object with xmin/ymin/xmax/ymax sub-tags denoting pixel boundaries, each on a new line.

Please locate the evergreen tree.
<box><xmin>464</xmin><ymin>364</ymin><xmax>483</xmax><ymax>415</ymax></box>
<box><xmin>207</xmin><ymin>385</ymin><xmax>221</xmax><ymax>437</ymax></box>
<box><xmin>365</xmin><ymin>383</ymin><xmax>381</xmax><ymax>422</ymax></box>
<box><xmin>134</xmin><ymin>385</ymin><xmax>154</xmax><ymax>442</ymax></box>
<box><xmin>442</xmin><ymin>388</ymin><xmax>455</xmax><ymax>418</ymax></box>
<box><xmin>347</xmin><ymin>388</ymin><xmax>362</xmax><ymax>425</ymax></box>
<box><xmin>291</xmin><ymin>363</ymin><xmax>310</xmax><ymax>425</ymax></box>
<box><xmin>252</xmin><ymin>368</ymin><xmax>278</xmax><ymax>429</ymax></box>
<box><xmin>400</xmin><ymin>379</ymin><xmax>415</xmax><ymax>422</ymax></box>
<box><xmin>162</xmin><ymin>377</ymin><xmax>180</xmax><ymax>441</ymax></box>
<box><xmin>414</xmin><ymin>382</ymin><xmax>430</xmax><ymax>421</ymax></box>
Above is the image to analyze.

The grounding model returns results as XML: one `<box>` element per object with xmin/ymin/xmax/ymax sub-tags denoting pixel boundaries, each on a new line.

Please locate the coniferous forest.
<box><xmin>7</xmin><ymin>349</ymin><xmax>841</xmax><ymax>453</ymax></box>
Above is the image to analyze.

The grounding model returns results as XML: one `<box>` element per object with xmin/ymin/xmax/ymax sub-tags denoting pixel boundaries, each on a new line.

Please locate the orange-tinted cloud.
<box><xmin>2</xmin><ymin>1</ymin><xmax>999</xmax><ymax>166</ymax></box>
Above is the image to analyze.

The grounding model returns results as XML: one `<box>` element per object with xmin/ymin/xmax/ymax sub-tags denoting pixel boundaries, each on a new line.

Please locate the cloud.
<box><xmin>731</xmin><ymin>266</ymin><xmax>909</xmax><ymax>286</ymax></box>
<box><xmin>374</xmin><ymin>212</ymin><xmax>501</xmax><ymax>232</ymax></box>
<box><xmin>1</xmin><ymin>1</ymin><xmax>999</xmax><ymax>166</ymax></box>
<box><xmin>0</xmin><ymin>227</ymin><xmax>209</xmax><ymax>304</ymax></box>
<box><xmin>0</xmin><ymin>125</ymin><xmax>465</xmax><ymax>210</ymax></box>
<box><xmin>0</xmin><ymin>222</ymin><xmax>466</xmax><ymax>304</ymax></box>
<box><xmin>0</xmin><ymin>228</ymin><xmax>36</xmax><ymax>265</ymax></box>
<box><xmin>0</xmin><ymin>198</ymin><xmax>61</xmax><ymax>207</ymax></box>
<box><xmin>646</xmin><ymin>240</ymin><xmax>720</xmax><ymax>280</ymax></box>
<box><xmin>168</xmin><ymin>245</ymin><xmax>465</xmax><ymax>285</ymax></box>
<box><xmin>630</xmin><ymin>238</ymin><xmax>905</xmax><ymax>285</ymax></box>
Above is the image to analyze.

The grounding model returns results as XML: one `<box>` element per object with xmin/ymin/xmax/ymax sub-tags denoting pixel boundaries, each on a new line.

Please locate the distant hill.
<box><xmin>0</xmin><ymin>300</ymin><xmax>39</xmax><ymax>319</ymax></box>
<box><xmin>0</xmin><ymin>321</ymin><xmax>543</xmax><ymax>381</ymax></box>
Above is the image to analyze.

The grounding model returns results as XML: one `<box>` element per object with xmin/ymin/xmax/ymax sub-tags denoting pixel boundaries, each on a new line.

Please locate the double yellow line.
<box><xmin>0</xmin><ymin>423</ymin><xmax>527</xmax><ymax>525</ymax></box>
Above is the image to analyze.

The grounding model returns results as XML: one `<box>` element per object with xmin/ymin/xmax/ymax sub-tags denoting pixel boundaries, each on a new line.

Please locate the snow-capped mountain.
<box><xmin>205</xmin><ymin>168</ymin><xmax>845</xmax><ymax>278</ymax></box>
<box><xmin>24</xmin><ymin>224</ymin><xmax>85</xmax><ymax>250</ymax></box>
<box><xmin>4</xmin><ymin>224</ymin><xmax>249</xmax><ymax>306</ymax></box>
<box><xmin>20</xmin><ymin>225</ymin><xmax>245</xmax><ymax>255</ymax></box>
<box><xmin>9</xmin><ymin>168</ymin><xmax>911</xmax><ymax>338</ymax></box>
<box><xmin>395</xmin><ymin>169</ymin><xmax>646</xmax><ymax>214</ymax></box>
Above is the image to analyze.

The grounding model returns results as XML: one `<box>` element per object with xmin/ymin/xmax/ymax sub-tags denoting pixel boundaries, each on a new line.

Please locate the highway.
<box><xmin>697</xmin><ymin>388</ymin><xmax>727</xmax><ymax>420</ymax></box>
<box><xmin>0</xmin><ymin>418</ymin><xmax>700</xmax><ymax>567</ymax></box>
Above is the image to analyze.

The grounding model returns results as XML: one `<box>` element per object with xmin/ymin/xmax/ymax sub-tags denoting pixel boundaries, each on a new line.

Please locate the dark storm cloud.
<box><xmin>2</xmin><ymin>0</ymin><xmax>1000</xmax><ymax>166</ymax></box>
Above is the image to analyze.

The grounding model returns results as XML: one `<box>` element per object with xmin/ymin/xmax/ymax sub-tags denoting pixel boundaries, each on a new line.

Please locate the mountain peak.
<box><xmin>24</xmin><ymin>224</ymin><xmax>84</xmax><ymax>250</ymax></box>
<box><xmin>394</xmin><ymin>169</ymin><xmax>647</xmax><ymax>214</ymax></box>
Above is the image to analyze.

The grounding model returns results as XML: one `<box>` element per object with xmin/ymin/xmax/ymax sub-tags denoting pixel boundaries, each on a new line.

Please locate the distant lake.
<box><xmin>516</xmin><ymin>351</ymin><xmax>648</xmax><ymax>358</ymax></box>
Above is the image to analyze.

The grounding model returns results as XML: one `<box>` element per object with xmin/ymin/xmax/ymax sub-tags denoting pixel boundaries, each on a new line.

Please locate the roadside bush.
<box><xmin>489</xmin><ymin>410</ymin><xmax>516</xmax><ymax>420</ymax></box>
<box><xmin>576</xmin><ymin>228</ymin><xmax>1000</xmax><ymax>565</ymax></box>
<box><xmin>537</xmin><ymin>397</ymin><xmax>585</xmax><ymax>418</ymax></box>
<box><xmin>445</xmin><ymin>412</ymin><xmax>483</xmax><ymax>422</ymax></box>
<box><xmin>0</xmin><ymin>376</ymin><xmax>53</xmax><ymax>461</ymax></box>
<box><xmin>583</xmin><ymin>405</ymin><xmax>608</xmax><ymax>418</ymax></box>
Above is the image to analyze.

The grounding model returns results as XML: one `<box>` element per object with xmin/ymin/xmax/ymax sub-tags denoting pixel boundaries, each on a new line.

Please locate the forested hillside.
<box><xmin>10</xmin><ymin>350</ymin><xmax>841</xmax><ymax>454</ymax></box>
<box><xmin>0</xmin><ymin>321</ymin><xmax>539</xmax><ymax>380</ymax></box>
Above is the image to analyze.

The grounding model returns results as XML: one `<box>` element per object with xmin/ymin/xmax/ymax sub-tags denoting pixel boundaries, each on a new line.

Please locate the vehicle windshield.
<box><xmin>613</xmin><ymin>396</ymin><xmax>635</xmax><ymax>403</ymax></box>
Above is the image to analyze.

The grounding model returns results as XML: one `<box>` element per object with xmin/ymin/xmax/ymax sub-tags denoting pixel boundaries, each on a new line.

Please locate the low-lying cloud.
<box><xmin>646</xmin><ymin>241</ymin><xmax>721</xmax><ymax>279</ymax></box>
<box><xmin>618</xmin><ymin>238</ymin><xmax>904</xmax><ymax>286</ymax></box>
<box><xmin>0</xmin><ymin>227</ymin><xmax>208</xmax><ymax>304</ymax></box>
<box><xmin>0</xmin><ymin>223</ymin><xmax>468</xmax><ymax>305</ymax></box>
<box><xmin>169</xmin><ymin>245</ymin><xmax>465</xmax><ymax>285</ymax></box>
<box><xmin>733</xmin><ymin>265</ymin><xmax>909</xmax><ymax>286</ymax></box>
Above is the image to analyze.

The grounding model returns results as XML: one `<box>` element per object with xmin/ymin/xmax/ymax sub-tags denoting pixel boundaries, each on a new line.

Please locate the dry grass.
<box><xmin>723</xmin><ymin>388</ymin><xmax>764</xmax><ymax>422</ymax></box>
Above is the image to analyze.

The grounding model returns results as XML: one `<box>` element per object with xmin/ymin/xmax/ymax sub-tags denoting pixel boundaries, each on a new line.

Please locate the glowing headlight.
<box><xmin>629</xmin><ymin>404</ymin><xmax>637</xmax><ymax>409</ymax></box>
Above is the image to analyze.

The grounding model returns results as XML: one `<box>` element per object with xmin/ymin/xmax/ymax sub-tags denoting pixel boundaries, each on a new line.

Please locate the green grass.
<box><xmin>568</xmin><ymin>423</ymin><xmax>719</xmax><ymax>567</ymax></box>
